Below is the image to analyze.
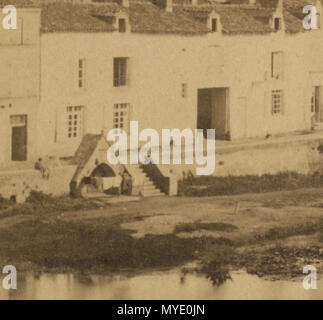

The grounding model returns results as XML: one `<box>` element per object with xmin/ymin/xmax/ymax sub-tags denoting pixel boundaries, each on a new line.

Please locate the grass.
<box><xmin>0</xmin><ymin>190</ymin><xmax>321</xmax><ymax>285</ymax></box>
<box><xmin>200</xmin><ymin>244</ymin><xmax>235</xmax><ymax>286</ymax></box>
<box><xmin>237</xmin><ymin>245</ymin><xmax>322</xmax><ymax>278</ymax></box>
<box><xmin>178</xmin><ymin>172</ymin><xmax>323</xmax><ymax>197</ymax></box>
<box><xmin>0</xmin><ymin>212</ymin><xmax>321</xmax><ymax>284</ymax></box>
<box><xmin>0</xmin><ymin>190</ymin><xmax>107</xmax><ymax>218</ymax></box>
<box><xmin>0</xmin><ymin>217</ymin><xmax>233</xmax><ymax>274</ymax></box>
<box><xmin>174</xmin><ymin>222</ymin><xmax>238</xmax><ymax>234</ymax></box>
<box><xmin>253</xmin><ymin>221</ymin><xmax>323</xmax><ymax>242</ymax></box>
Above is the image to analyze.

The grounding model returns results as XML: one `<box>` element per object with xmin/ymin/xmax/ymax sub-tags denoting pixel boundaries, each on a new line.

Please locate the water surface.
<box><xmin>1</xmin><ymin>269</ymin><xmax>321</xmax><ymax>300</ymax></box>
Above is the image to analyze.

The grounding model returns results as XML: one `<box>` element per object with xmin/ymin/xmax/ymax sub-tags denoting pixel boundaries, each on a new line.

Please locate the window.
<box><xmin>274</xmin><ymin>17</ymin><xmax>281</xmax><ymax>31</ymax></box>
<box><xmin>10</xmin><ymin>115</ymin><xmax>27</xmax><ymax>126</ymax></box>
<box><xmin>271</xmin><ymin>51</ymin><xmax>283</xmax><ymax>79</ymax></box>
<box><xmin>113</xmin><ymin>57</ymin><xmax>128</xmax><ymax>87</ymax></box>
<box><xmin>316</xmin><ymin>13</ymin><xmax>321</xmax><ymax>29</ymax></box>
<box><xmin>181</xmin><ymin>83</ymin><xmax>187</xmax><ymax>98</ymax></box>
<box><xmin>67</xmin><ymin>106</ymin><xmax>83</xmax><ymax>138</ymax></box>
<box><xmin>271</xmin><ymin>90</ymin><xmax>283</xmax><ymax>115</ymax></box>
<box><xmin>211</xmin><ymin>18</ymin><xmax>217</xmax><ymax>32</ymax></box>
<box><xmin>78</xmin><ymin>59</ymin><xmax>85</xmax><ymax>89</ymax></box>
<box><xmin>118</xmin><ymin>19</ymin><xmax>126</xmax><ymax>32</ymax></box>
<box><xmin>113</xmin><ymin>103</ymin><xmax>129</xmax><ymax>131</ymax></box>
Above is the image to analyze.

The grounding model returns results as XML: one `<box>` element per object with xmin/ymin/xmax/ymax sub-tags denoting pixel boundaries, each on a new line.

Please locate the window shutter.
<box><xmin>113</xmin><ymin>58</ymin><xmax>118</xmax><ymax>86</ymax></box>
<box><xmin>126</xmin><ymin>57</ymin><xmax>130</xmax><ymax>87</ymax></box>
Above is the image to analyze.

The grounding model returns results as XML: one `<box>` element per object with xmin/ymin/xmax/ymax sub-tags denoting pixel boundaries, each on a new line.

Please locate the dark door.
<box><xmin>197</xmin><ymin>88</ymin><xmax>229</xmax><ymax>139</ymax></box>
<box><xmin>197</xmin><ymin>89</ymin><xmax>213</xmax><ymax>138</ymax></box>
<box><xmin>12</xmin><ymin>125</ymin><xmax>27</xmax><ymax>161</ymax></box>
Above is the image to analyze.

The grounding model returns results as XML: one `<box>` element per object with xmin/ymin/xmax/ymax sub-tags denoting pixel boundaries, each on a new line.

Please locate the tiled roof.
<box><xmin>40</xmin><ymin>3</ymin><xmax>117</xmax><ymax>32</ymax></box>
<box><xmin>19</xmin><ymin>0</ymin><xmax>208</xmax><ymax>34</ymax></box>
<box><xmin>174</xmin><ymin>4</ymin><xmax>274</xmax><ymax>34</ymax></box>
<box><xmin>3</xmin><ymin>0</ymin><xmax>321</xmax><ymax>35</ymax></box>
<box><xmin>176</xmin><ymin>0</ymin><xmax>323</xmax><ymax>34</ymax></box>
<box><xmin>217</xmin><ymin>5</ymin><xmax>274</xmax><ymax>34</ymax></box>
<box><xmin>71</xmin><ymin>134</ymin><xmax>102</xmax><ymax>167</ymax></box>
<box><xmin>0</xmin><ymin>0</ymin><xmax>36</xmax><ymax>7</ymax></box>
<box><xmin>130</xmin><ymin>2</ymin><xmax>209</xmax><ymax>34</ymax></box>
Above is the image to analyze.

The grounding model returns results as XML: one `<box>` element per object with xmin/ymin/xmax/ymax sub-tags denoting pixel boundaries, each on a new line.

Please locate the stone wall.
<box><xmin>0</xmin><ymin>165</ymin><xmax>77</xmax><ymax>203</ymax></box>
<box><xmin>160</xmin><ymin>135</ymin><xmax>323</xmax><ymax>180</ymax></box>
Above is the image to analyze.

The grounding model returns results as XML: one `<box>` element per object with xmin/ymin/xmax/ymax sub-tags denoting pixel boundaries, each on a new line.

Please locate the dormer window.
<box><xmin>118</xmin><ymin>18</ymin><xmax>126</xmax><ymax>32</ymax></box>
<box><xmin>274</xmin><ymin>18</ymin><xmax>281</xmax><ymax>31</ymax></box>
<box><xmin>274</xmin><ymin>17</ymin><xmax>281</xmax><ymax>31</ymax></box>
<box><xmin>211</xmin><ymin>18</ymin><xmax>217</xmax><ymax>32</ymax></box>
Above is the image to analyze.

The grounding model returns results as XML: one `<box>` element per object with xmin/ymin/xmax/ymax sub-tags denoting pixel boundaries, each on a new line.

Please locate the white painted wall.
<box><xmin>0</xmin><ymin>9</ymin><xmax>41</xmax><ymax>164</ymax></box>
<box><xmin>37</xmin><ymin>22</ymin><xmax>323</xmax><ymax>159</ymax></box>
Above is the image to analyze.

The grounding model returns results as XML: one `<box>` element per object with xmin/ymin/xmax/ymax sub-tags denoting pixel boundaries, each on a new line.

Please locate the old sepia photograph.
<box><xmin>0</xmin><ymin>0</ymin><xmax>322</xmax><ymax>302</ymax></box>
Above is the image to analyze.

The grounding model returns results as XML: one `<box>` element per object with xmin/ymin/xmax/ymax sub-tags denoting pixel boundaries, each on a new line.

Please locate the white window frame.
<box><xmin>271</xmin><ymin>90</ymin><xmax>283</xmax><ymax>115</ymax></box>
<box><xmin>78</xmin><ymin>58</ymin><xmax>86</xmax><ymax>89</ymax></box>
<box><xmin>113</xmin><ymin>57</ymin><xmax>128</xmax><ymax>87</ymax></box>
<box><xmin>271</xmin><ymin>51</ymin><xmax>283</xmax><ymax>80</ymax></box>
<box><xmin>113</xmin><ymin>103</ymin><xmax>130</xmax><ymax>132</ymax></box>
<box><xmin>67</xmin><ymin>106</ymin><xmax>84</xmax><ymax>139</ymax></box>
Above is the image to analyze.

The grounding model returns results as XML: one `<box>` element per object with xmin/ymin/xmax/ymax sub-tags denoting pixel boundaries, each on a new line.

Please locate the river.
<box><xmin>0</xmin><ymin>269</ymin><xmax>321</xmax><ymax>300</ymax></box>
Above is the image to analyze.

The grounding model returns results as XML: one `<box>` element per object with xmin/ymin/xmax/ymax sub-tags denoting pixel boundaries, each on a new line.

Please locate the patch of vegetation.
<box><xmin>178</xmin><ymin>172</ymin><xmax>323</xmax><ymax>197</ymax></box>
<box><xmin>0</xmin><ymin>218</ymin><xmax>231</xmax><ymax>273</ymax></box>
<box><xmin>251</xmin><ymin>221</ymin><xmax>323</xmax><ymax>243</ymax></box>
<box><xmin>199</xmin><ymin>244</ymin><xmax>235</xmax><ymax>286</ymax></box>
<box><xmin>238</xmin><ymin>245</ymin><xmax>322</xmax><ymax>278</ymax></box>
<box><xmin>0</xmin><ymin>194</ymin><xmax>12</xmax><ymax>210</ymax></box>
<box><xmin>1</xmin><ymin>191</ymin><xmax>106</xmax><ymax>218</ymax></box>
<box><xmin>0</xmin><ymin>215</ymin><xmax>237</xmax><ymax>290</ymax></box>
<box><xmin>174</xmin><ymin>222</ymin><xmax>238</xmax><ymax>234</ymax></box>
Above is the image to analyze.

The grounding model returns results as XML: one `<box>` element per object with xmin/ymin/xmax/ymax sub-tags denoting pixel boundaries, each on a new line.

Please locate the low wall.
<box><xmin>162</xmin><ymin>136</ymin><xmax>323</xmax><ymax>180</ymax></box>
<box><xmin>0</xmin><ymin>165</ymin><xmax>77</xmax><ymax>203</ymax></box>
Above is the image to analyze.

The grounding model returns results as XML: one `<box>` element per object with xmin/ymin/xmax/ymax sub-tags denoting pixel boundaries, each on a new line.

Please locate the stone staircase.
<box><xmin>130</xmin><ymin>165</ymin><xmax>166</xmax><ymax>197</ymax></box>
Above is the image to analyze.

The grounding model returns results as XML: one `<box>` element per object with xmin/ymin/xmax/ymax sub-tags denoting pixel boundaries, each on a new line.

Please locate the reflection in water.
<box><xmin>0</xmin><ymin>269</ymin><xmax>322</xmax><ymax>300</ymax></box>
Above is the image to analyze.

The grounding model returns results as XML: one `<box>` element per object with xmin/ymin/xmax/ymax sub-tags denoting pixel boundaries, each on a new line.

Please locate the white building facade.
<box><xmin>2</xmin><ymin>0</ymin><xmax>323</xmax><ymax>163</ymax></box>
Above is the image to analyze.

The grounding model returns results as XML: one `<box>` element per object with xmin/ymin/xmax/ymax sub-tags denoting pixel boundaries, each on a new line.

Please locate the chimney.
<box><xmin>192</xmin><ymin>0</ymin><xmax>198</xmax><ymax>5</ymax></box>
<box><xmin>166</xmin><ymin>0</ymin><xmax>172</xmax><ymax>13</ymax></box>
<box><xmin>277</xmin><ymin>0</ymin><xmax>283</xmax><ymax>11</ymax></box>
<box><xmin>122</xmin><ymin>0</ymin><xmax>129</xmax><ymax>8</ymax></box>
<box><xmin>249</xmin><ymin>0</ymin><xmax>256</xmax><ymax>4</ymax></box>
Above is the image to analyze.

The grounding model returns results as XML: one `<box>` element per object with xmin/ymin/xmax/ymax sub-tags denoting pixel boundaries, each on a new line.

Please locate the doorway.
<box><xmin>197</xmin><ymin>88</ymin><xmax>229</xmax><ymax>139</ymax></box>
<box><xmin>10</xmin><ymin>115</ymin><xmax>27</xmax><ymax>161</ymax></box>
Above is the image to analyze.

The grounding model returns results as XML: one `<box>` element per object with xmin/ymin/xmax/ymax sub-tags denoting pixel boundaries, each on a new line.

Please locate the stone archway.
<box><xmin>91</xmin><ymin>163</ymin><xmax>116</xmax><ymax>178</ymax></box>
<box><xmin>70</xmin><ymin>134</ymin><xmax>125</xmax><ymax>197</ymax></box>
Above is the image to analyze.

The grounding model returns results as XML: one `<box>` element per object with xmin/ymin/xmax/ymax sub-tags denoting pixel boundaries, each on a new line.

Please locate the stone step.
<box><xmin>142</xmin><ymin>190</ymin><xmax>165</xmax><ymax>196</ymax></box>
<box><xmin>131</xmin><ymin>164</ymin><xmax>166</xmax><ymax>197</ymax></box>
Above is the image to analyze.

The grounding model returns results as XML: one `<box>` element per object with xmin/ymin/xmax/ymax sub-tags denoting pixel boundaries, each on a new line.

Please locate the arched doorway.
<box><xmin>81</xmin><ymin>163</ymin><xmax>121</xmax><ymax>195</ymax></box>
<box><xmin>91</xmin><ymin>163</ymin><xmax>116</xmax><ymax>178</ymax></box>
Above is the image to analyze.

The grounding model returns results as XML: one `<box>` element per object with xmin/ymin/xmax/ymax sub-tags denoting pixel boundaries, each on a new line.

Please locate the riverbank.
<box><xmin>0</xmin><ymin>188</ymin><xmax>322</xmax><ymax>285</ymax></box>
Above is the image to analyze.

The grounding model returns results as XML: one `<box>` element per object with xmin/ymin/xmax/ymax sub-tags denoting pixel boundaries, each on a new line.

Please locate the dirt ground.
<box><xmin>0</xmin><ymin>187</ymin><xmax>322</xmax><ymax>280</ymax></box>
<box><xmin>58</xmin><ymin>187</ymin><xmax>323</xmax><ymax>243</ymax></box>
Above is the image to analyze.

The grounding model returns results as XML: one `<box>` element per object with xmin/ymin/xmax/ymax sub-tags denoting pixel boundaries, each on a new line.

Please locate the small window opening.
<box><xmin>274</xmin><ymin>17</ymin><xmax>281</xmax><ymax>31</ymax></box>
<box><xmin>118</xmin><ymin>19</ymin><xmax>126</xmax><ymax>32</ymax></box>
<box><xmin>211</xmin><ymin>18</ymin><xmax>217</xmax><ymax>32</ymax></box>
